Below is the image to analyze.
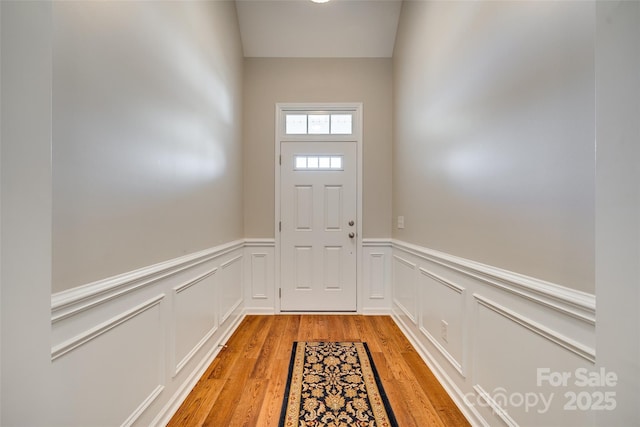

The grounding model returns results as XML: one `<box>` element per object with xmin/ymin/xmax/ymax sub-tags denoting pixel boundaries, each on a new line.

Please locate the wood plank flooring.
<box><xmin>168</xmin><ymin>315</ymin><xmax>470</xmax><ymax>427</ymax></box>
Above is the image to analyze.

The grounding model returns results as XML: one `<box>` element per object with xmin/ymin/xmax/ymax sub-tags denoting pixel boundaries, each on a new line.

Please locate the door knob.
<box><xmin>349</xmin><ymin>232</ymin><xmax>355</xmax><ymax>238</ymax></box>
<box><xmin>348</xmin><ymin>220</ymin><xmax>355</xmax><ymax>226</ymax></box>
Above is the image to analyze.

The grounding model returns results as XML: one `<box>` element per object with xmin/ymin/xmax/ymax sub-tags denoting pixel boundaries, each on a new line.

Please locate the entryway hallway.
<box><xmin>168</xmin><ymin>315</ymin><xmax>469</xmax><ymax>426</ymax></box>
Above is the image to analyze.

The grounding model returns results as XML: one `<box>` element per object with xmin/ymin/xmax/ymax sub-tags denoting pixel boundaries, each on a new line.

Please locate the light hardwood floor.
<box><xmin>168</xmin><ymin>315</ymin><xmax>470</xmax><ymax>426</ymax></box>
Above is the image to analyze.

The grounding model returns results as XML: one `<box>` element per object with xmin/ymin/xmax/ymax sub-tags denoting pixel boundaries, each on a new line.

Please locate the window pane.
<box><xmin>308</xmin><ymin>114</ymin><xmax>330</xmax><ymax>134</ymax></box>
<box><xmin>294</xmin><ymin>155</ymin><xmax>343</xmax><ymax>170</ymax></box>
<box><xmin>286</xmin><ymin>115</ymin><xmax>307</xmax><ymax>134</ymax></box>
<box><xmin>318</xmin><ymin>157</ymin><xmax>331</xmax><ymax>168</ymax></box>
<box><xmin>330</xmin><ymin>114</ymin><xmax>352</xmax><ymax>134</ymax></box>
<box><xmin>295</xmin><ymin>156</ymin><xmax>307</xmax><ymax>169</ymax></box>
<box><xmin>307</xmin><ymin>156</ymin><xmax>319</xmax><ymax>168</ymax></box>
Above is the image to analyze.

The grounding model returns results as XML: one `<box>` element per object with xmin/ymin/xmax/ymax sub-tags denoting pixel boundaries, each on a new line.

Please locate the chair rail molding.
<box><xmin>392</xmin><ymin>239</ymin><xmax>595</xmax><ymax>324</ymax></box>
<box><xmin>51</xmin><ymin>240</ymin><xmax>245</xmax><ymax>323</ymax></box>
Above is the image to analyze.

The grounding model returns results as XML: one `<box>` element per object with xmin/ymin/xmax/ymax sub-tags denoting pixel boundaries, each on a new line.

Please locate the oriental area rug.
<box><xmin>279</xmin><ymin>341</ymin><xmax>398</xmax><ymax>427</ymax></box>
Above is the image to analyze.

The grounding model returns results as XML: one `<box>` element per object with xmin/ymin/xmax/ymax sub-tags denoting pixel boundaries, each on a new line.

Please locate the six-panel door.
<box><xmin>280</xmin><ymin>141</ymin><xmax>357</xmax><ymax>311</ymax></box>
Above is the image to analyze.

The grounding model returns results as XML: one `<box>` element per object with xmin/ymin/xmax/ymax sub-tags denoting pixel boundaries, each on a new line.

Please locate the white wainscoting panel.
<box><xmin>219</xmin><ymin>255</ymin><xmax>244</xmax><ymax>324</ymax></box>
<box><xmin>251</xmin><ymin>254</ymin><xmax>268</xmax><ymax>298</ymax></box>
<box><xmin>361</xmin><ymin>239</ymin><xmax>392</xmax><ymax>313</ymax></box>
<box><xmin>50</xmin><ymin>241</ymin><xmax>246</xmax><ymax>427</ymax></box>
<box><xmin>172</xmin><ymin>268</ymin><xmax>218</xmax><ymax>376</ymax></box>
<box><xmin>419</xmin><ymin>268</ymin><xmax>466</xmax><ymax>377</ymax></box>
<box><xmin>391</xmin><ymin>240</ymin><xmax>597</xmax><ymax>427</ymax></box>
<box><xmin>244</xmin><ymin>238</ymin><xmax>392</xmax><ymax>314</ymax></box>
<box><xmin>392</xmin><ymin>254</ymin><xmax>418</xmax><ymax>324</ymax></box>
<box><xmin>244</xmin><ymin>239</ymin><xmax>276</xmax><ymax>313</ymax></box>
<box><xmin>51</xmin><ymin>296</ymin><xmax>165</xmax><ymax>427</ymax></box>
<box><xmin>368</xmin><ymin>254</ymin><xmax>386</xmax><ymax>298</ymax></box>
<box><xmin>472</xmin><ymin>295</ymin><xmax>595</xmax><ymax>426</ymax></box>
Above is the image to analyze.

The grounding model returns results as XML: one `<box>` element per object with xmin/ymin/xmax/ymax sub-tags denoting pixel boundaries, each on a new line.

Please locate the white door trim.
<box><xmin>274</xmin><ymin>103</ymin><xmax>363</xmax><ymax>313</ymax></box>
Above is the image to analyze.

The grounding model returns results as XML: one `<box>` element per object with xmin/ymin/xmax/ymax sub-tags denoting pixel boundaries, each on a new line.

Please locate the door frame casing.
<box><xmin>274</xmin><ymin>103</ymin><xmax>363</xmax><ymax>313</ymax></box>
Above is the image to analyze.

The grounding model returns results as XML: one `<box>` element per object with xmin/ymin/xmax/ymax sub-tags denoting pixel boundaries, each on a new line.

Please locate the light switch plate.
<box><xmin>397</xmin><ymin>216</ymin><xmax>405</xmax><ymax>229</ymax></box>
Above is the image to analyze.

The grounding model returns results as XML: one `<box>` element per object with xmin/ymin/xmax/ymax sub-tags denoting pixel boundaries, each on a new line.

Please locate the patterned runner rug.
<box><xmin>279</xmin><ymin>341</ymin><xmax>398</xmax><ymax>427</ymax></box>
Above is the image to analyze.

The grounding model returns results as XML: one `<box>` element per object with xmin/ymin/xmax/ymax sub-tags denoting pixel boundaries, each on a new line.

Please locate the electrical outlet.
<box><xmin>441</xmin><ymin>320</ymin><xmax>448</xmax><ymax>343</ymax></box>
<box><xmin>397</xmin><ymin>216</ymin><xmax>405</xmax><ymax>229</ymax></box>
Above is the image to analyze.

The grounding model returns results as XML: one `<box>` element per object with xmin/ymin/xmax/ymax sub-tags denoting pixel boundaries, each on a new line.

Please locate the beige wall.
<box><xmin>393</xmin><ymin>1</ymin><xmax>595</xmax><ymax>292</ymax></box>
<box><xmin>2</xmin><ymin>2</ymin><xmax>54</xmax><ymax>423</ymax></box>
<box><xmin>243</xmin><ymin>58</ymin><xmax>393</xmax><ymax>238</ymax></box>
<box><xmin>595</xmin><ymin>1</ymin><xmax>640</xmax><ymax>423</ymax></box>
<box><xmin>52</xmin><ymin>1</ymin><xmax>244</xmax><ymax>292</ymax></box>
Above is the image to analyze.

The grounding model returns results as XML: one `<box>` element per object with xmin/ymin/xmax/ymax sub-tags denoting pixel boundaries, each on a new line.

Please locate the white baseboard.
<box><xmin>361</xmin><ymin>308</ymin><xmax>392</xmax><ymax>315</ymax></box>
<box><xmin>244</xmin><ymin>307</ymin><xmax>277</xmax><ymax>315</ymax></box>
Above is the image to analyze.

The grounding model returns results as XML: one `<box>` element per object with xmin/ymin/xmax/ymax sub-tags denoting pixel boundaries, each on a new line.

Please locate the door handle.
<box><xmin>348</xmin><ymin>232</ymin><xmax>355</xmax><ymax>238</ymax></box>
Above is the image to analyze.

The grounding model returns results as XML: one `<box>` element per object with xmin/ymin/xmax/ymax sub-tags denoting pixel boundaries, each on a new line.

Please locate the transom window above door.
<box><xmin>285</xmin><ymin>113</ymin><xmax>353</xmax><ymax>135</ymax></box>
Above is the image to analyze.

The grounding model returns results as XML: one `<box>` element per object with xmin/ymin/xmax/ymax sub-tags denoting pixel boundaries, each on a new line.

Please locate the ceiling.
<box><xmin>235</xmin><ymin>0</ymin><xmax>403</xmax><ymax>58</ymax></box>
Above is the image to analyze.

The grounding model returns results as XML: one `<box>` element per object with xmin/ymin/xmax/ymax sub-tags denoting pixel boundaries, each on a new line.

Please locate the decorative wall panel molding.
<box><xmin>244</xmin><ymin>239</ymin><xmax>276</xmax><ymax>313</ymax></box>
<box><xmin>47</xmin><ymin>237</ymin><xmax>598</xmax><ymax>426</ymax></box>
<box><xmin>361</xmin><ymin>238</ymin><xmax>392</xmax><ymax>313</ymax></box>
<box><xmin>367</xmin><ymin>253</ymin><xmax>386</xmax><ymax>299</ymax></box>
<box><xmin>50</xmin><ymin>241</ymin><xmax>246</xmax><ymax>427</ymax></box>
<box><xmin>172</xmin><ymin>268</ymin><xmax>219</xmax><ymax>376</ymax></box>
<box><xmin>51</xmin><ymin>240</ymin><xmax>244</xmax><ymax>323</ymax></box>
<box><xmin>219</xmin><ymin>255</ymin><xmax>244</xmax><ymax>324</ymax></box>
<box><xmin>51</xmin><ymin>294</ymin><xmax>165</xmax><ymax>361</ymax></box>
<box><xmin>473</xmin><ymin>384</ymin><xmax>518</xmax><ymax>427</ymax></box>
<box><xmin>250</xmin><ymin>253</ymin><xmax>269</xmax><ymax>299</ymax></box>
<box><xmin>390</xmin><ymin>239</ymin><xmax>597</xmax><ymax>427</ymax></box>
<box><xmin>418</xmin><ymin>267</ymin><xmax>466</xmax><ymax>376</ymax></box>
<box><xmin>243</xmin><ymin>238</ymin><xmax>393</xmax><ymax>314</ymax></box>
<box><xmin>473</xmin><ymin>294</ymin><xmax>595</xmax><ymax>363</ymax></box>
<box><xmin>50</xmin><ymin>295</ymin><xmax>166</xmax><ymax>427</ymax></box>
<box><xmin>471</xmin><ymin>295</ymin><xmax>595</xmax><ymax>426</ymax></box>
<box><xmin>392</xmin><ymin>254</ymin><xmax>418</xmax><ymax>323</ymax></box>
<box><xmin>123</xmin><ymin>385</ymin><xmax>165</xmax><ymax>427</ymax></box>
<box><xmin>392</xmin><ymin>240</ymin><xmax>595</xmax><ymax>325</ymax></box>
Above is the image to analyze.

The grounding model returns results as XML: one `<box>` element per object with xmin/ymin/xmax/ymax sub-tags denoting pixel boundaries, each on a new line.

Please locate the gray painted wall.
<box><xmin>52</xmin><ymin>1</ymin><xmax>244</xmax><ymax>292</ymax></box>
<box><xmin>243</xmin><ymin>58</ymin><xmax>393</xmax><ymax>239</ymax></box>
<box><xmin>1</xmin><ymin>2</ymin><xmax>53</xmax><ymax>424</ymax></box>
<box><xmin>393</xmin><ymin>1</ymin><xmax>639</xmax><ymax>423</ymax></box>
<box><xmin>595</xmin><ymin>1</ymin><xmax>640</xmax><ymax>424</ymax></box>
<box><xmin>393</xmin><ymin>1</ymin><xmax>595</xmax><ymax>293</ymax></box>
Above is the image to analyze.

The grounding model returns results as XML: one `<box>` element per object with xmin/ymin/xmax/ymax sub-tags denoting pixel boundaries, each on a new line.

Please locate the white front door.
<box><xmin>280</xmin><ymin>141</ymin><xmax>357</xmax><ymax>311</ymax></box>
